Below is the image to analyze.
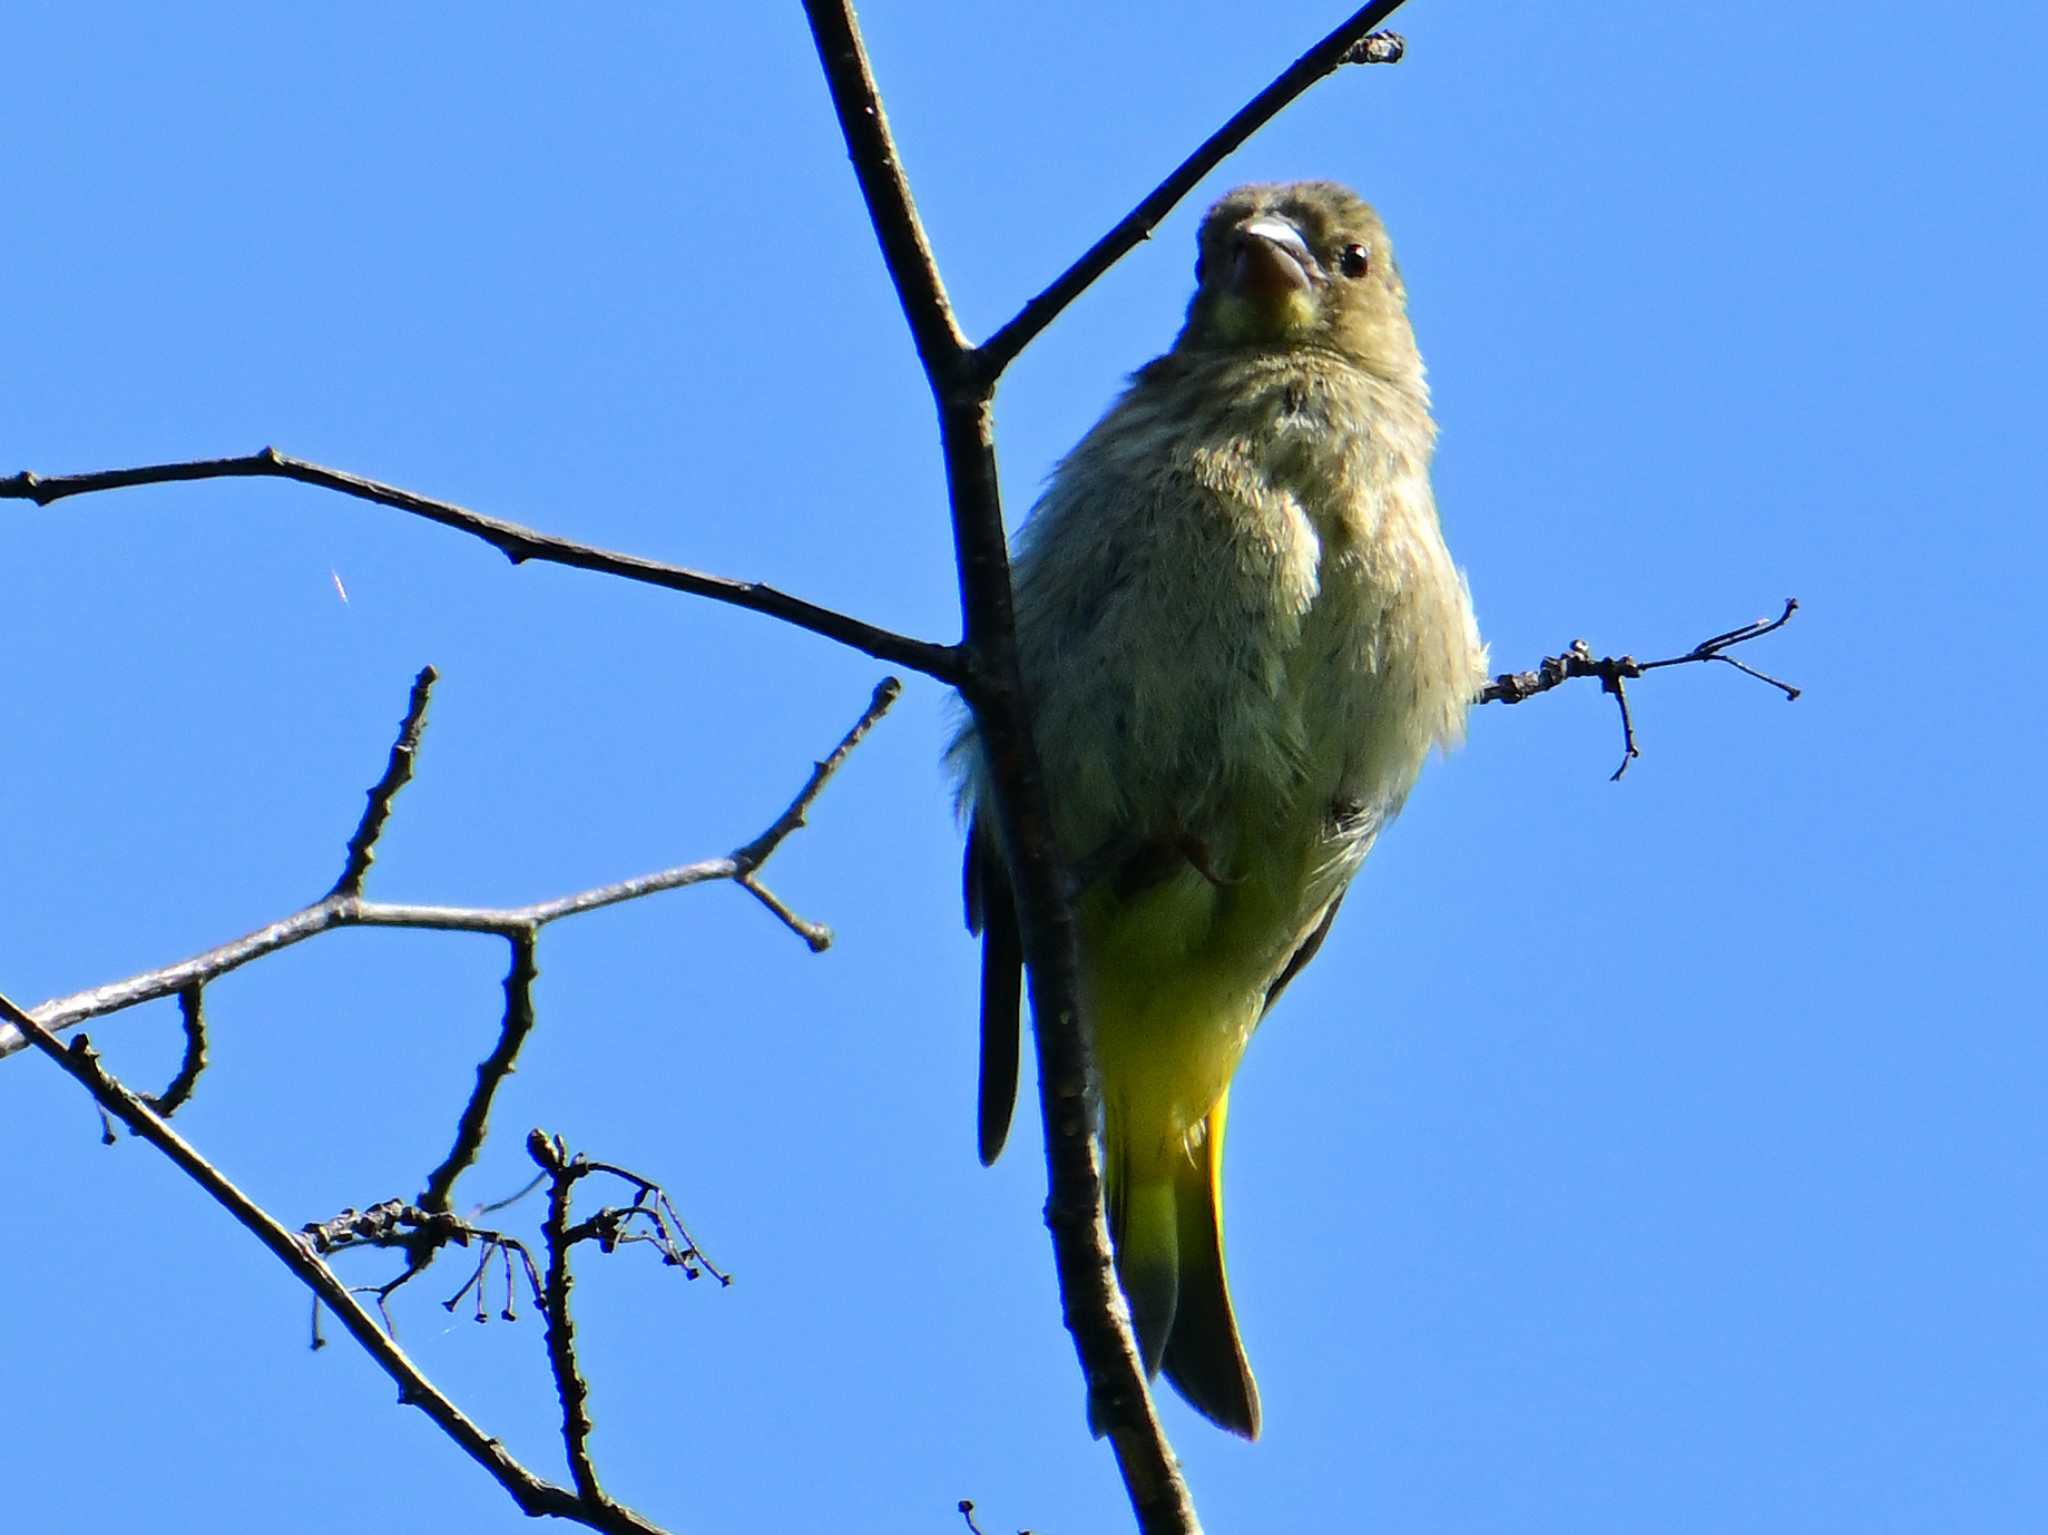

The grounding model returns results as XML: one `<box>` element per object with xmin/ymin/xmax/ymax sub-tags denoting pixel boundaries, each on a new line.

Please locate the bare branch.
<box><xmin>804</xmin><ymin>3</ymin><xmax>1192</xmax><ymax>1526</ymax></box>
<box><xmin>419</xmin><ymin>934</ymin><xmax>541</xmax><ymax>1217</ymax></box>
<box><xmin>301</xmin><ymin>1199</ymin><xmax>544</xmax><ymax>1324</ymax></box>
<box><xmin>802</xmin><ymin>4</ymin><xmax>1213</xmax><ymax>1528</ymax></box>
<box><xmin>140</xmin><ymin>982</ymin><xmax>209</xmax><ymax>1116</ymax></box>
<box><xmin>561</xmin><ymin>1155</ymin><xmax>730</xmax><ymax>1285</ymax></box>
<box><xmin>801</xmin><ymin>2</ymin><xmax>968</xmax><ymax>382</ymax></box>
<box><xmin>1636</xmin><ymin>598</ymin><xmax>1802</xmax><ymax>696</ymax></box>
<box><xmin>405</xmin><ymin>681</ymin><xmax>901</xmax><ymax>1215</ymax></box>
<box><xmin>524</xmin><ymin>1133</ymin><xmax>726</xmax><ymax>1508</ymax></box>
<box><xmin>0</xmin><ymin>862</ymin><xmax>758</xmax><ymax>1059</ymax></box>
<box><xmin>730</xmin><ymin>677</ymin><xmax>902</xmax><ymax>872</ymax></box>
<box><xmin>0</xmin><ymin>998</ymin><xmax>670</xmax><ymax>1535</ymax></box>
<box><xmin>726</xmin><ymin>676</ymin><xmax>903</xmax><ymax>951</ymax></box>
<box><xmin>530</xmin><ymin>1131</ymin><xmax>605</xmax><ymax>1506</ymax></box>
<box><xmin>978</xmin><ymin>3</ymin><xmax>1413</xmax><ymax>375</ymax></box>
<box><xmin>0</xmin><ymin>674</ymin><xmax>898</xmax><ymax>1061</ymax></box>
<box><xmin>736</xmin><ymin>876</ymin><xmax>833</xmax><ymax>951</ymax></box>
<box><xmin>437</xmin><ymin>1226</ymin><xmax>542</xmax><ymax>1326</ymax></box>
<box><xmin>333</xmin><ymin>665</ymin><xmax>438</xmax><ymax>898</ymax></box>
<box><xmin>1480</xmin><ymin>599</ymin><xmax>1801</xmax><ymax>779</ymax></box>
<box><xmin>1</xmin><ymin>450</ymin><xmax>963</xmax><ymax>683</ymax></box>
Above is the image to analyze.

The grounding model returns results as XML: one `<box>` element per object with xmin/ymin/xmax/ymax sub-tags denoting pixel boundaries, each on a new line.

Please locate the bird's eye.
<box><xmin>1338</xmin><ymin>243</ymin><xmax>1370</xmax><ymax>279</ymax></box>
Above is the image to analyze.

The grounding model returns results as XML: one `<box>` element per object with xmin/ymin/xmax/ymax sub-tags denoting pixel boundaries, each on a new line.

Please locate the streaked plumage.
<box><xmin>953</xmin><ymin>182</ymin><xmax>1486</xmax><ymax>1438</ymax></box>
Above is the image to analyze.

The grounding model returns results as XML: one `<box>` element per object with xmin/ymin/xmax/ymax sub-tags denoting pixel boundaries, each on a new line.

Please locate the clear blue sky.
<box><xmin>5</xmin><ymin>4</ymin><xmax>2041</xmax><ymax>1531</ymax></box>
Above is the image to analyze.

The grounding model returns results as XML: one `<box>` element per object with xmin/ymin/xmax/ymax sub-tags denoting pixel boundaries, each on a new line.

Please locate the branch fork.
<box><xmin>1482</xmin><ymin>599</ymin><xmax>1801</xmax><ymax>779</ymax></box>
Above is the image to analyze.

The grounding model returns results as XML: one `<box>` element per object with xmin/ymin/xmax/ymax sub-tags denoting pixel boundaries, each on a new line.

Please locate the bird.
<box><xmin>950</xmin><ymin>181</ymin><xmax>1486</xmax><ymax>1439</ymax></box>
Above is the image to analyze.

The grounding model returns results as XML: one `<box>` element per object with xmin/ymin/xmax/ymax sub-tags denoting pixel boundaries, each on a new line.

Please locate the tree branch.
<box><xmin>0</xmin><ymin>674</ymin><xmax>899</xmax><ymax>1061</ymax></box>
<box><xmin>334</xmin><ymin>664</ymin><xmax>438</xmax><ymax>898</ymax></box>
<box><xmin>418</xmin><ymin>933</ymin><xmax>540</xmax><ymax>1218</ymax></box>
<box><xmin>1481</xmin><ymin>599</ymin><xmax>1801</xmax><ymax>779</ymax></box>
<box><xmin>140</xmin><ymin>982</ymin><xmax>209</xmax><ymax>1116</ymax></box>
<box><xmin>532</xmin><ymin>1133</ymin><xmax>607</xmax><ymax>1507</ymax></box>
<box><xmin>804</xmin><ymin>3</ymin><xmax>1216</xmax><ymax>1529</ymax></box>
<box><xmin>0</xmin><ymin>450</ymin><xmax>963</xmax><ymax>684</ymax></box>
<box><xmin>0</xmin><ymin>997</ymin><xmax>672</xmax><ymax>1535</ymax></box>
<box><xmin>0</xmin><ymin>666</ymin><xmax>838</xmax><ymax>1531</ymax></box>
<box><xmin>803</xmin><ymin>5</ymin><xmax>967</xmax><ymax>381</ymax></box>
<box><xmin>300</xmin><ymin>1198</ymin><xmax>544</xmax><ymax>1330</ymax></box>
<box><xmin>522</xmin><ymin>1133</ymin><xmax>732</xmax><ymax>1511</ymax></box>
<box><xmin>977</xmin><ymin>3</ymin><xmax>1412</xmax><ymax>375</ymax></box>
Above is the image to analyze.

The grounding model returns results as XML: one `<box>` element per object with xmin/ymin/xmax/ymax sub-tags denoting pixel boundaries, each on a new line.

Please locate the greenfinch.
<box><xmin>954</xmin><ymin>181</ymin><xmax>1485</xmax><ymax>1439</ymax></box>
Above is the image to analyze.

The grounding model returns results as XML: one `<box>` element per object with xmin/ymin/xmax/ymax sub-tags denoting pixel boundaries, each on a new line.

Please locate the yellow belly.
<box><xmin>1080</xmin><ymin>815</ymin><xmax>1335</xmax><ymax>1171</ymax></box>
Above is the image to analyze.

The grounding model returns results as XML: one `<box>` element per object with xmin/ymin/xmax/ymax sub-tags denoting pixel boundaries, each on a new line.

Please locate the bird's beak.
<box><xmin>1230</xmin><ymin>214</ymin><xmax>1324</xmax><ymax>301</ymax></box>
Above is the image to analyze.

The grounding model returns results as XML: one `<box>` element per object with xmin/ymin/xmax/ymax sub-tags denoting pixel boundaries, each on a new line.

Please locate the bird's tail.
<box><xmin>1104</xmin><ymin>1090</ymin><xmax>1262</xmax><ymax>1439</ymax></box>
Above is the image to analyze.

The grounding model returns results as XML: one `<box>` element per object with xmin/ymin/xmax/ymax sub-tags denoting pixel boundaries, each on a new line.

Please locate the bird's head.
<box><xmin>1174</xmin><ymin>181</ymin><xmax>1419</xmax><ymax>380</ymax></box>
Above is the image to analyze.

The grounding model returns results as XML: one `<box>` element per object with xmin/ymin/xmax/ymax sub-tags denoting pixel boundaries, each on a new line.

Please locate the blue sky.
<box><xmin>4</xmin><ymin>3</ymin><xmax>2042</xmax><ymax>1531</ymax></box>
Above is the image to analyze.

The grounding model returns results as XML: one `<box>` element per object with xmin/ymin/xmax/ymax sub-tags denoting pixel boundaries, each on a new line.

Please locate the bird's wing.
<box><xmin>1258</xmin><ymin>887</ymin><xmax>1346</xmax><ymax>1022</ymax></box>
<box><xmin>964</xmin><ymin>815</ymin><xmax>1023</xmax><ymax>1166</ymax></box>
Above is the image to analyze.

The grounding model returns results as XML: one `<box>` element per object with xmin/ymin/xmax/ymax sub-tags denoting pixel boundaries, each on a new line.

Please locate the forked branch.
<box><xmin>0</xmin><ymin>1002</ymin><xmax>671</xmax><ymax>1535</ymax></box>
<box><xmin>4</xmin><ymin>671</ymin><xmax>897</xmax><ymax>1534</ymax></box>
<box><xmin>0</xmin><ymin>674</ymin><xmax>899</xmax><ymax>1062</ymax></box>
<box><xmin>1482</xmin><ymin>599</ymin><xmax>1801</xmax><ymax>779</ymax></box>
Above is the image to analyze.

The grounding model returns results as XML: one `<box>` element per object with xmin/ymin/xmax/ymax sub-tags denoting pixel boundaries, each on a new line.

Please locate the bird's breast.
<box><xmin>1009</xmin><ymin>359</ymin><xmax>1481</xmax><ymax>871</ymax></box>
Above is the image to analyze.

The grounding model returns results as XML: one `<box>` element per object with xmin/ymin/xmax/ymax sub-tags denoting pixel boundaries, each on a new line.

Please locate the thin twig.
<box><xmin>474</xmin><ymin>1171</ymin><xmax>549</xmax><ymax>1216</ymax></box>
<box><xmin>1479</xmin><ymin>599</ymin><xmax>1801</xmax><ymax>779</ymax></box>
<box><xmin>736</xmin><ymin>876</ymin><xmax>832</xmax><ymax>951</ymax></box>
<box><xmin>300</xmin><ymin>1199</ymin><xmax>545</xmax><ymax>1324</ymax></box>
<box><xmin>436</xmin><ymin>1226</ymin><xmax>544</xmax><ymax>1325</ymax></box>
<box><xmin>1637</xmin><ymin>598</ymin><xmax>1802</xmax><ymax>696</ymax></box>
<box><xmin>730</xmin><ymin>678</ymin><xmax>901</xmax><ymax>871</ymax></box>
<box><xmin>141</xmin><ymin>982</ymin><xmax>209</xmax><ymax>1116</ymax></box>
<box><xmin>0</xmin><ymin>451</ymin><xmax>962</xmax><ymax>683</ymax></box>
<box><xmin>977</xmin><ymin>3</ymin><xmax>1414</xmax><ymax>375</ymax></box>
<box><xmin>0</xmin><ymin>867</ymin><xmax>755</xmax><ymax>1058</ymax></box>
<box><xmin>419</xmin><ymin>934</ymin><xmax>541</xmax><ymax>1216</ymax></box>
<box><xmin>0</xmin><ymin>677</ymin><xmax>899</xmax><ymax>1060</ymax></box>
<box><xmin>801</xmin><ymin>9</ymin><xmax>967</xmax><ymax>382</ymax></box>
<box><xmin>0</xmin><ymin>995</ymin><xmax>668</xmax><ymax>1535</ymax></box>
<box><xmin>725</xmin><ymin>677</ymin><xmax>902</xmax><ymax>952</ymax></box>
<box><xmin>530</xmin><ymin>1132</ymin><xmax>605</xmax><ymax>1506</ymax></box>
<box><xmin>333</xmin><ymin>665</ymin><xmax>438</xmax><ymax>898</ymax></box>
<box><xmin>570</xmin><ymin>1157</ymin><xmax>731</xmax><ymax>1285</ymax></box>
